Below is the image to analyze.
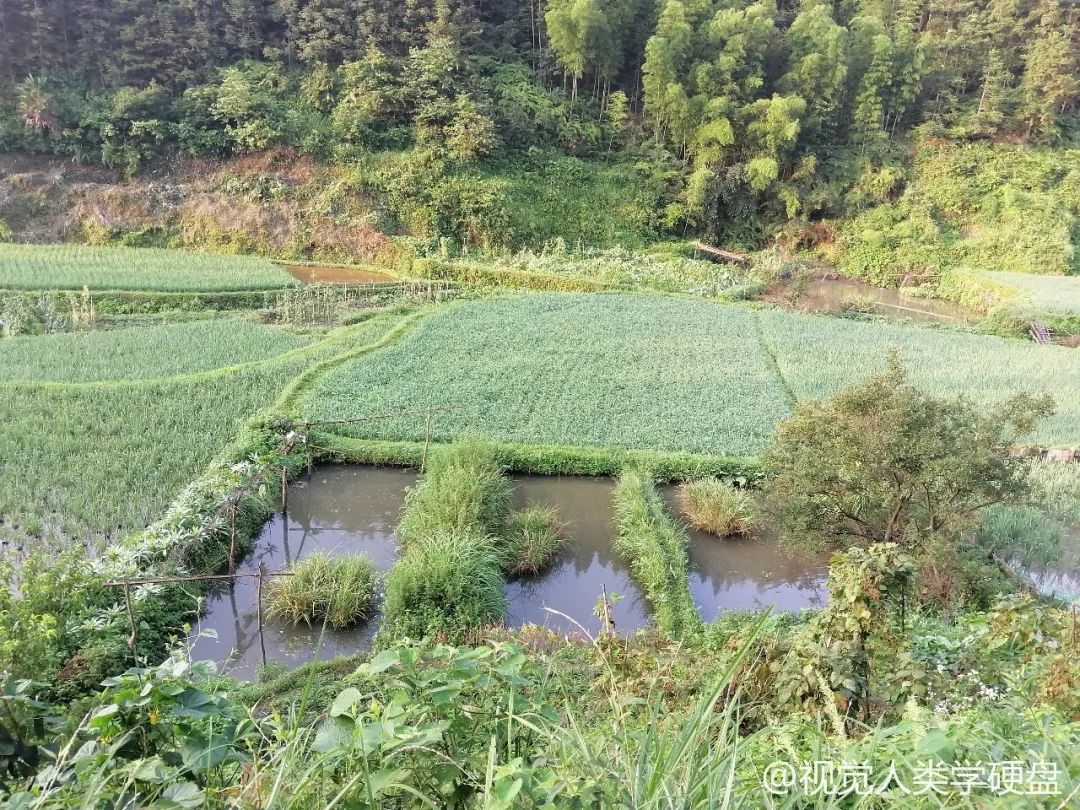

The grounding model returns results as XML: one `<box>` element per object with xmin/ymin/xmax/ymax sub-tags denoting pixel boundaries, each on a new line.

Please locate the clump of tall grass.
<box><xmin>614</xmin><ymin>468</ymin><xmax>702</xmax><ymax>639</ymax></box>
<box><xmin>977</xmin><ymin>460</ymin><xmax>1080</xmax><ymax>568</ymax></box>
<box><xmin>380</xmin><ymin>532</ymin><xmax>506</xmax><ymax>642</ymax></box>
<box><xmin>504</xmin><ymin>506</ymin><xmax>564</xmax><ymax>576</ymax></box>
<box><xmin>677</xmin><ymin>478</ymin><xmax>761</xmax><ymax>536</ymax></box>
<box><xmin>398</xmin><ymin>439</ymin><xmax>511</xmax><ymax>545</ymax></box>
<box><xmin>265</xmin><ymin>552</ymin><xmax>377</xmax><ymax>629</ymax></box>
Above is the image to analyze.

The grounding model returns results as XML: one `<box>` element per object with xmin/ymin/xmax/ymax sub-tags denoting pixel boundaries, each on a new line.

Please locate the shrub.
<box><xmin>265</xmin><ymin>553</ymin><xmax>377</xmax><ymax>629</ymax></box>
<box><xmin>677</xmin><ymin>479</ymin><xmax>760</xmax><ymax>536</ymax></box>
<box><xmin>380</xmin><ymin>532</ymin><xmax>506</xmax><ymax>643</ymax></box>
<box><xmin>504</xmin><ymin>506</ymin><xmax>564</xmax><ymax>576</ymax></box>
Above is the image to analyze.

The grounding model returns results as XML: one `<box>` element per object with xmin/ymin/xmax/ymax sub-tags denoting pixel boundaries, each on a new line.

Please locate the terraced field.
<box><xmin>0</xmin><ymin>318</ymin><xmax>310</xmax><ymax>382</ymax></box>
<box><xmin>982</xmin><ymin>270</ymin><xmax>1080</xmax><ymax>314</ymax></box>
<box><xmin>0</xmin><ymin>311</ymin><xmax>413</xmax><ymax>546</ymax></box>
<box><xmin>0</xmin><ymin>243</ymin><xmax>297</xmax><ymax>291</ymax></box>
<box><xmin>303</xmin><ymin>293</ymin><xmax>1080</xmax><ymax>454</ymax></box>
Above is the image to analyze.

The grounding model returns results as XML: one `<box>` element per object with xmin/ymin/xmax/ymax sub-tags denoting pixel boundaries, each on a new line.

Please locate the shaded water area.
<box><xmin>1024</xmin><ymin>524</ymin><xmax>1080</xmax><ymax>602</ymax></box>
<box><xmin>798</xmin><ymin>278</ymin><xmax>972</xmax><ymax>325</ymax></box>
<box><xmin>504</xmin><ymin>477</ymin><xmax>649</xmax><ymax>636</ymax></box>
<box><xmin>188</xmin><ymin>466</ymin><xmax>417</xmax><ymax>679</ymax></box>
<box><xmin>660</xmin><ymin>487</ymin><xmax>828</xmax><ymax>620</ymax></box>
<box><xmin>284</xmin><ymin>264</ymin><xmax>397</xmax><ymax>285</ymax></box>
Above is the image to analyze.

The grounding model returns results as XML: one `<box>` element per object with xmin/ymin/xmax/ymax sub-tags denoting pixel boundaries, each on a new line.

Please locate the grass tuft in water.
<box><xmin>265</xmin><ymin>552</ymin><xmax>377</xmax><ymax>629</ymax></box>
<box><xmin>504</xmin><ymin>506</ymin><xmax>565</xmax><ymax>576</ymax></box>
<box><xmin>380</xmin><ymin>531</ymin><xmax>507</xmax><ymax>643</ymax></box>
<box><xmin>677</xmin><ymin>478</ymin><xmax>760</xmax><ymax>536</ymax></box>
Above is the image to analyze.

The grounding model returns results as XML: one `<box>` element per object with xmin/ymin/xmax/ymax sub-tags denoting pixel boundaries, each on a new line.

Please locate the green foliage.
<box><xmin>504</xmin><ymin>507</ymin><xmax>565</xmax><ymax>577</ymax></box>
<box><xmin>0</xmin><ymin>318</ymin><xmax>307</xmax><ymax>382</ymax></box>
<box><xmin>676</xmin><ymin>478</ymin><xmax>760</xmax><ymax>536</ymax></box>
<box><xmin>613</xmin><ymin>468</ymin><xmax>701</xmax><ymax>640</ymax></box>
<box><xmin>6</xmin><ymin>653</ymin><xmax>252</xmax><ymax>808</ymax></box>
<box><xmin>494</xmin><ymin>154</ymin><xmax>672</xmax><ymax>249</ymax></box>
<box><xmin>838</xmin><ymin>142</ymin><xmax>1080</xmax><ymax>283</ymax></box>
<box><xmin>763</xmin><ymin>356</ymin><xmax>1052</xmax><ymax>555</ymax></box>
<box><xmin>0</xmin><ymin>243</ymin><xmax>296</xmax><ymax>292</ymax></box>
<box><xmin>398</xmin><ymin>440</ymin><xmax>511</xmax><ymax>546</ymax></box>
<box><xmin>380</xmin><ymin>532</ymin><xmax>507</xmax><ymax>644</ymax></box>
<box><xmin>775</xmin><ymin>543</ymin><xmax>915</xmax><ymax>719</ymax></box>
<box><xmin>265</xmin><ymin>553</ymin><xmax>377</xmax><ymax>629</ymax></box>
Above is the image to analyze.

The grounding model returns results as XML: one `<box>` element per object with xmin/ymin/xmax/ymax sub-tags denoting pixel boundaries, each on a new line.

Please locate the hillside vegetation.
<box><xmin>0</xmin><ymin>0</ymin><xmax>1076</xmax><ymax>259</ymax></box>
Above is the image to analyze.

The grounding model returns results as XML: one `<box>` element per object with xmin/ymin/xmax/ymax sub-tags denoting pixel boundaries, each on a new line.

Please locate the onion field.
<box><xmin>303</xmin><ymin>293</ymin><xmax>1080</xmax><ymax>454</ymax></box>
<box><xmin>982</xmin><ymin>271</ymin><xmax>1080</xmax><ymax>314</ymax></box>
<box><xmin>0</xmin><ymin>318</ymin><xmax>310</xmax><ymax>382</ymax></box>
<box><xmin>0</xmin><ymin>311</ymin><xmax>413</xmax><ymax>547</ymax></box>
<box><xmin>0</xmin><ymin>243</ymin><xmax>297</xmax><ymax>291</ymax></box>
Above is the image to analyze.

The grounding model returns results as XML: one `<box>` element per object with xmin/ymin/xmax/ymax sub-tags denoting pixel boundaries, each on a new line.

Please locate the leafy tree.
<box><xmin>763</xmin><ymin>355</ymin><xmax>1054</xmax><ymax>554</ymax></box>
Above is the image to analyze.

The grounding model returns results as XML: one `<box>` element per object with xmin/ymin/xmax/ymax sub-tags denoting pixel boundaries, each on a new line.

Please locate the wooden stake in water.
<box><xmin>257</xmin><ymin>562</ymin><xmax>268</xmax><ymax>669</ymax></box>
<box><xmin>281</xmin><ymin>465</ymin><xmax>288</xmax><ymax>513</ymax></box>
<box><xmin>228</xmin><ymin>505</ymin><xmax>237</xmax><ymax>576</ymax></box>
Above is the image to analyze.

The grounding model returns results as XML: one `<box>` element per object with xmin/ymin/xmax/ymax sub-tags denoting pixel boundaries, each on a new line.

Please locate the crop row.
<box><xmin>302</xmin><ymin>293</ymin><xmax>1080</xmax><ymax>455</ymax></box>
<box><xmin>0</xmin><ymin>317</ymin><xmax>310</xmax><ymax>383</ymax></box>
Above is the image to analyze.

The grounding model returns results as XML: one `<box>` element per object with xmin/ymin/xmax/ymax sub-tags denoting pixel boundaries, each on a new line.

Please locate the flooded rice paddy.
<box><xmin>283</xmin><ymin>263</ymin><xmax>397</xmax><ymax>285</ymax></box>
<box><xmin>192</xmin><ymin>467</ymin><xmax>850</xmax><ymax>678</ymax></box>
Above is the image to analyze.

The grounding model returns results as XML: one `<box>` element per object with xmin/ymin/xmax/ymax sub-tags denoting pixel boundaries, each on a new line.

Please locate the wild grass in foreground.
<box><xmin>0</xmin><ymin>243</ymin><xmax>297</xmax><ymax>291</ymax></box>
<box><xmin>266</xmin><ymin>553</ymin><xmax>377</xmax><ymax>629</ymax></box>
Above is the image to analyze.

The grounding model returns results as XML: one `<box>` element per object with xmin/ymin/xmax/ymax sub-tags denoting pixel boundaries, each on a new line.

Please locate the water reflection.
<box><xmin>660</xmin><ymin>486</ymin><xmax>828</xmax><ymax>621</ymax></box>
<box><xmin>504</xmin><ymin>476</ymin><xmax>650</xmax><ymax>635</ymax></box>
<box><xmin>188</xmin><ymin>466</ymin><xmax>417</xmax><ymax>679</ymax></box>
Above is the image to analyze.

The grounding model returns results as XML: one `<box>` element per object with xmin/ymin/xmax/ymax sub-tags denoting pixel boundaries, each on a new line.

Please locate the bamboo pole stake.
<box><xmin>228</xmin><ymin>504</ymin><xmax>237</xmax><ymax>575</ymax></box>
<box><xmin>280</xmin><ymin>465</ymin><xmax>288</xmax><ymax>513</ymax></box>
<box><xmin>123</xmin><ymin>582</ymin><xmax>138</xmax><ymax>662</ymax></box>
<box><xmin>258</xmin><ymin>562</ymin><xmax>268</xmax><ymax>669</ymax></box>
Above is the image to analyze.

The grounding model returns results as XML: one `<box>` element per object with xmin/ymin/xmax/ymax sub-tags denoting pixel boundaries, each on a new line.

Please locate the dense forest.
<box><xmin>1</xmin><ymin>0</ymin><xmax>1078</xmax><ymax>245</ymax></box>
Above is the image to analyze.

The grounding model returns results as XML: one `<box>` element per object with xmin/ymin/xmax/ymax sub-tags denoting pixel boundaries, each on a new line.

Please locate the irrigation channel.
<box><xmin>797</xmin><ymin>278</ymin><xmax>973</xmax><ymax>325</ymax></box>
<box><xmin>189</xmin><ymin>465</ymin><xmax>832</xmax><ymax>679</ymax></box>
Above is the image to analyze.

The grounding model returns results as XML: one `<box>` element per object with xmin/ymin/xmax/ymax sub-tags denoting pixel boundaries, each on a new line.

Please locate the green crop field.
<box><xmin>0</xmin><ymin>311</ymin><xmax>413</xmax><ymax>547</ymax></box>
<box><xmin>0</xmin><ymin>243</ymin><xmax>297</xmax><ymax>291</ymax></box>
<box><xmin>757</xmin><ymin>308</ymin><xmax>1080</xmax><ymax>445</ymax></box>
<box><xmin>303</xmin><ymin>294</ymin><xmax>792</xmax><ymax>456</ymax></box>
<box><xmin>302</xmin><ymin>293</ymin><xmax>1080</xmax><ymax>454</ymax></box>
<box><xmin>981</xmin><ymin>271</ymin><xmax>1080</xmax><ymax>314</ymax></box>
<box><xmin>0</xmin><ymin>318</ymin><xmax>310</xmax><ymax>382</ymax></box>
